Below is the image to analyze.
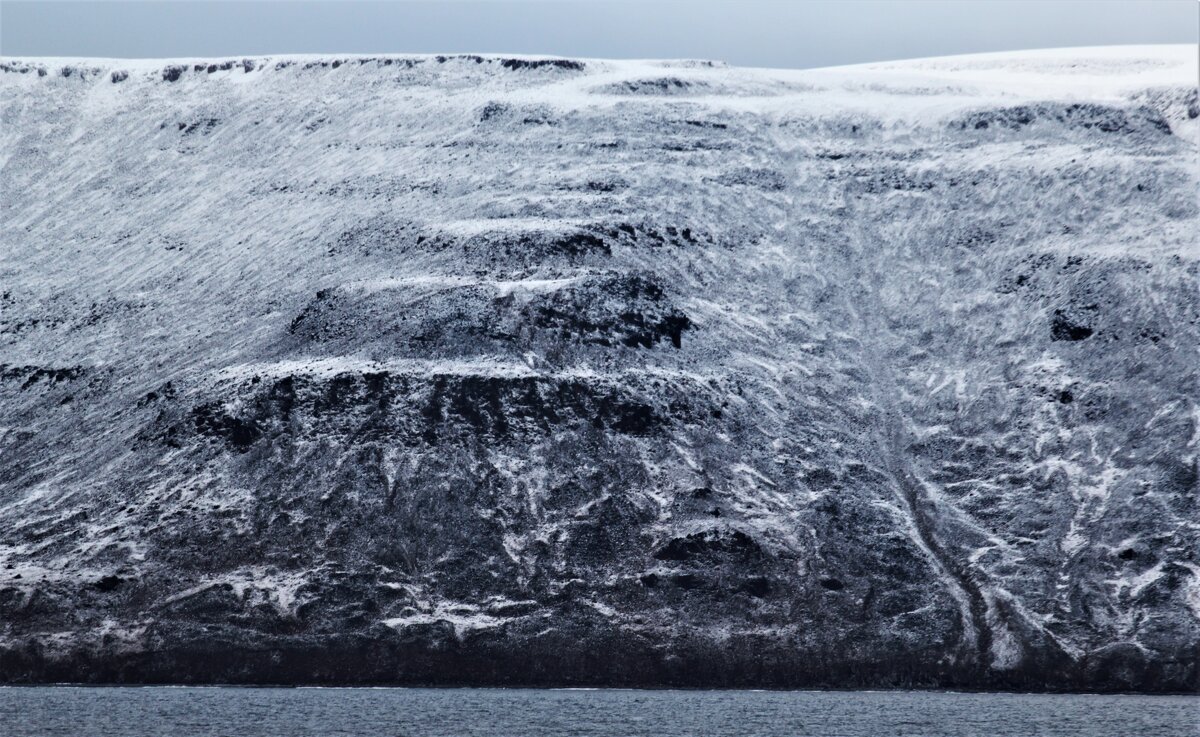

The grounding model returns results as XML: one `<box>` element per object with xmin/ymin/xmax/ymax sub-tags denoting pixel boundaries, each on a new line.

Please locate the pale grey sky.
<box><xmin>0</xmin><ymin>0</ymin><xmax>1196</xmax><ymax>69</ymax></box>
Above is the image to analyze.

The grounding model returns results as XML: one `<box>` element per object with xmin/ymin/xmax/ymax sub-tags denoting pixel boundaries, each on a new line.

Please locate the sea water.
<box><xmin>0</xmin><ymin>686</ymin><xmax>1195</xmax><ymax>736</ymax></box>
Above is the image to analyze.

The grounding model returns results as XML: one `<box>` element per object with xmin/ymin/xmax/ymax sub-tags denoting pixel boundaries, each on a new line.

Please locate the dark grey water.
<box><xmin>0</xmin><ymin>687</ymin><xmax>1195</xmax><ymax>737</ymax></box>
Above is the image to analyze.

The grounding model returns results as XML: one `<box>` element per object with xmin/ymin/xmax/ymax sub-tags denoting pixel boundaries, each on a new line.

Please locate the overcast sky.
<box><xmin>1</xmin><ymin>0</ymin><xmax>1196</xmax><ymax>69</ymax></box>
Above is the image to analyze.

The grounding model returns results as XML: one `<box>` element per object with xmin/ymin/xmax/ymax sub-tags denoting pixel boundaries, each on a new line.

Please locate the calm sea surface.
<box><xmin>0</xmin><ymin>686</ymin><xmax>1195</xmax><ymax>736</ymax></box>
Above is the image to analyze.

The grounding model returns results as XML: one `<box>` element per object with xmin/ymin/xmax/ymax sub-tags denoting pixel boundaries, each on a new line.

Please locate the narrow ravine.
<box><xmin>773</xmin><ymin>123</ymin><xmax>997</xmax><ymax>670</ymax></box>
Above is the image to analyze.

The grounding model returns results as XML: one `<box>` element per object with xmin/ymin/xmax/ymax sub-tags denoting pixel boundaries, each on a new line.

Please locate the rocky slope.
<box><xmin>0</xmin><ymin>46</ymin><xmax>1197</xmax><ymax>691</ymax></box>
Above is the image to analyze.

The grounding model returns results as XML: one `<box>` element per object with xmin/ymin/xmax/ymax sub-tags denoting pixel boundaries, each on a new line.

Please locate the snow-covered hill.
<box><xmin>0</xmin><ymin>45</ymin><xmax>1196</xmax><ymax>690</ymax></box>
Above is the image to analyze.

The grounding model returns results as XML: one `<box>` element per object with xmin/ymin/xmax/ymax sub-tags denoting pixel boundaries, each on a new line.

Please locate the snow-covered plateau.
<box><xmin>0</xmin><ymin>46</ymin><xmax>1196</xmax><ymax>690</ymax></box>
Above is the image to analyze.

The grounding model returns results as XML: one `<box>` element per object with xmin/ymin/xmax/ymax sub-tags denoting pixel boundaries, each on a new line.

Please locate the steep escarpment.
<box><xmin>0</xmin><ymin>47</ymin><xmax>1196</xmax><ymax>690</ymax></box>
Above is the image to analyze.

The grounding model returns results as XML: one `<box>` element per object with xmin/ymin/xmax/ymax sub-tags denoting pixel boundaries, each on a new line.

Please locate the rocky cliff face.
<box><xmin>0</xmin><ymin>47</ymin><xmax>1197</xmax><ymax>690</ymax></box>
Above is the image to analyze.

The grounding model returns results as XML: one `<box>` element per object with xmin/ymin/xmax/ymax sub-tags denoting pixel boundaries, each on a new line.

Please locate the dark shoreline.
<box><xmin>2</xmin><ymin>636</ymin><xmax>1195</xmax><ymax>695</ymax></box>
<box><xmin>2</xmin><ymin>684</ymin><xmax>1197</xmax><ymax>697</ymax></box>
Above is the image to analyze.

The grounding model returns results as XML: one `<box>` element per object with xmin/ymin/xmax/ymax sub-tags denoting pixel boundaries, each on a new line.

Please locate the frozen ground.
<box><xmin>0</xmin><ymin>45</ymin><xmax>1196</xmax><ymax>689</ymax></box>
